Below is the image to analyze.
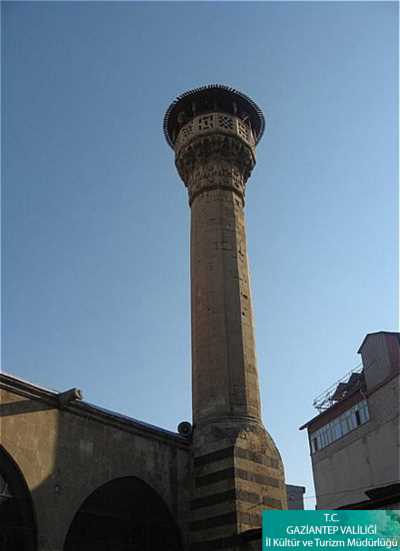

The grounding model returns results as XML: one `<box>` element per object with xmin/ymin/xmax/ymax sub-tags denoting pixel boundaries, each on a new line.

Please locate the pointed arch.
<box><xmin>64</xmin><ymin>476</ymin><xmax>183</xmax><ymax>551</ymax></box>
<box><xmin>0</xmin><ymin>445</ymin><xmax>37</xmax><ymax>551</ymax></box>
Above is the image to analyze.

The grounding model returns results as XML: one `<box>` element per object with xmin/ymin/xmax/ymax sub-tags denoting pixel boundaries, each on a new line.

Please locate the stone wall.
<box><xmin>0</xmin><ymin>378</ymin><xmax>191</xmax><ymax>551</ymax></box>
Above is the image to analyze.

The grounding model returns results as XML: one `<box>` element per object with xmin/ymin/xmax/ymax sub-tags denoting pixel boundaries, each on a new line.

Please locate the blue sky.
<box><xmin>2</xmin><ymin>1</ymin><xmax>398</xmax><ymax>507</ymax></box>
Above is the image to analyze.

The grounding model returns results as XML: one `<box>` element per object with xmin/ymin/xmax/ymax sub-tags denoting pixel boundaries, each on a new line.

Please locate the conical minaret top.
<box><xmin>164</xmin><ymin>84</ymin><xmax>266</xmax><ymax>427</ymax></box>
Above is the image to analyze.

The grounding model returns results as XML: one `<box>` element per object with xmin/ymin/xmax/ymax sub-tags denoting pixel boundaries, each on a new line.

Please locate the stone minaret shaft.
<box><xmin>164</xmin><ymin>86</ymin><xmax>286</xmax><ymax>550</ymax></box>
<box><xmin>187</xmin><ymin>138</ymin><xmax>261</xmax><ymax>426</ymax></box>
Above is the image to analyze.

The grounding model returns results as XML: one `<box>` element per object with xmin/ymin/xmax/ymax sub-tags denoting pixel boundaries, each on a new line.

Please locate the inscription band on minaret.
<box><xmin>164</xmin><ymin>85</ymin><xmax>287</xmax><ymax>550</ymax></box>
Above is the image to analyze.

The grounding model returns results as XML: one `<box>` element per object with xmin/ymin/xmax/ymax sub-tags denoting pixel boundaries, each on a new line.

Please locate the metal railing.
<box><xmin>312</xmin><ymin>363</ymin><xmax>364</xmax><ymax>412</ymax></box>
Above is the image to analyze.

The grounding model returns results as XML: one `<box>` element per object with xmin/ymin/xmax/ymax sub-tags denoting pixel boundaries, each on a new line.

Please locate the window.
<box><xmin>309</xmin><ymin>400</ymin><xmax>369</xmax><ymax>453</ymax></box>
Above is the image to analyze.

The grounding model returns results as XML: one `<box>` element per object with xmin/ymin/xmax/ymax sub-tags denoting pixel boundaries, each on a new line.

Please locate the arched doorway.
<box><xmin>0</xmin><ymin>446</ymin><xmax>37</xmax><ymax>551</ymax></box>
<box><xmin>64</xmin><ymin>477</ymin><xmax>183</xmax><ymax>551</ymax></box>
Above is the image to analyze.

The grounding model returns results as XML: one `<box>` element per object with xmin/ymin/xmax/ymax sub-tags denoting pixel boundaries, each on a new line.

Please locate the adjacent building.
<box><xmin>301</xmin><ymin>331</ymin><xmax>400</xmax><ymax>509</ymax></box>
<box><xmin>286</xmin><ymin>485</ymin><xmax>306</xmax><ymax>510</ymax></box>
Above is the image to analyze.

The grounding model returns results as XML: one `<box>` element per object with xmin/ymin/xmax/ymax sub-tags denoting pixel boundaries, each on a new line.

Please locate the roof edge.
<box><xmin>0</xmin><ymin>372</ymin><xmax>190</xmax><ymax>447</ymax></box>
<box><xmin>357</xmin><ymin>331</ymin><xmax>400</xmax><ymax>354</ymax></box>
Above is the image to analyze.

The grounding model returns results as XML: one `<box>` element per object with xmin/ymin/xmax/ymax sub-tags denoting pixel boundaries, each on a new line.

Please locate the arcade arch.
<box><xmin>0</xmin><ymin>445</ymin><xmax>37</xmax><ymax>551</ymax></box>
<box><xmin>63</xmin><ymin>476</ymin><xmax>183</xmax><ymax>551</ymax></box>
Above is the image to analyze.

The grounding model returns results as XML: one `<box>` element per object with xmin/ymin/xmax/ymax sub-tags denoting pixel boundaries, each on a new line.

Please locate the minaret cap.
<box><xmin>163</xmin><ymin>84</ymin><xmax>265</xmax><ymax>149</ymax></box>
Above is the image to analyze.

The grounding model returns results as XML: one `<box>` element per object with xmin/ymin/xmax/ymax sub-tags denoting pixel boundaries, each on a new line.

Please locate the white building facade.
<box><xmin>301</xmin><ymin>332</ymin><xmax>400</xmax><ymax>509</ymax></box>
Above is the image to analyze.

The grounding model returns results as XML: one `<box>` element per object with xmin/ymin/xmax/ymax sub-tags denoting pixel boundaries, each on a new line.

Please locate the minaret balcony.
<box><xmin>174</xmin><ymin>112</ymin><xmax>256</xmax><ymax>157</ymax></box>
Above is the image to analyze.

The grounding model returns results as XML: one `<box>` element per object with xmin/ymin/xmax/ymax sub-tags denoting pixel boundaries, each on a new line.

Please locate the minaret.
<box><xmin>164</xmin><ymin>85</ymin><xmax>287</xmax><ymax>550</ymax></box>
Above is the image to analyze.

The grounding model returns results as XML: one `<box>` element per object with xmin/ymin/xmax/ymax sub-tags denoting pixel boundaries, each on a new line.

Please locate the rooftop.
<box><xmin>0</xmin><ymin>372</ymin><xmax>190</xmax><ymax>447</ymax></box>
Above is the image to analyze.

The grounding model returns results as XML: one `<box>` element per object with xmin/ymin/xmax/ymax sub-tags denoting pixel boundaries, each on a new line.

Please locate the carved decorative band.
<box><xmin>175</xmin><ymin>134</ymin><xmax>256</xmax><ymax>202</ymax></box>
<box><xmin>174</xmin><ymin>112</ymin><xmax>256</xmax><ymax>155</ymax></box>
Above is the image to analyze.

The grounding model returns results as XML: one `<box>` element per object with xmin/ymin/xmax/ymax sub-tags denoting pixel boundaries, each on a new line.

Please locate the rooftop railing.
<box><xmin>312</xmin><ymin>363</ymin><xmax>364</xmax><ymax>412</ymax></box>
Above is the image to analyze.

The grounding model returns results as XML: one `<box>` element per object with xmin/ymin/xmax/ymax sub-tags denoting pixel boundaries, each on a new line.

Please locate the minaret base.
<box><xmin>190</xmin><ymin>419</ymin><xmax>287</xmax><ymax>550</ymax></box>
